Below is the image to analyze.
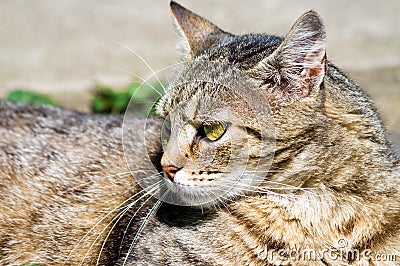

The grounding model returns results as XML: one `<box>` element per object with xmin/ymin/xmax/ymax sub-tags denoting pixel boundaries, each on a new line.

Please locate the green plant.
<box><xmin>91</xmin><ymin>81</ymin><xmax>165</xmax><ymax>115</ymax></box>
<box><xmin>6</xmin><ymin>89</ymin><xmax>58</xmax><ymax>106</ymax></box>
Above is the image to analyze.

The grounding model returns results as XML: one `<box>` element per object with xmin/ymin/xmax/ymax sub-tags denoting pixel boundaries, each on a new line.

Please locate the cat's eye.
<box><xmin>203</xmin><ymin>122</ymin><xmax>226</xmax><ymax>141</ymax></box>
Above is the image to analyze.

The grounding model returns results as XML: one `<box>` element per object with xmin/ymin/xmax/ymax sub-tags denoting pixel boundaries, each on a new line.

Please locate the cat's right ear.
<box><xmin>250</xmin><ymin>11</ymin><xmax>326</xmax><ymax>105</ymax></box>
<box><xmin>170</xmin><ymin>1</ymin><xmax>229</xmax><ymax>59</ymax></box>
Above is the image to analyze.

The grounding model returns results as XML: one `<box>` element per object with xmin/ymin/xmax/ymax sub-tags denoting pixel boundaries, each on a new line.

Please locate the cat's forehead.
<box><xmin>156</xmin><ymin>34</ymin><xmax>282</xmax><ymax>118</ymax></box>
<box><xmin>157</xmin><ymin>79</ymin><xmax>260</xmax><ymax>127</ymax></box>
<box><xmin>196</xmin><ymin>33</ymin><xmax>283</xmax><ymax>69</ymax></box>
<box><xmin>160</xmin><ymin>82</ymin><xmax>233</xmax><ymax>116</ymax></box>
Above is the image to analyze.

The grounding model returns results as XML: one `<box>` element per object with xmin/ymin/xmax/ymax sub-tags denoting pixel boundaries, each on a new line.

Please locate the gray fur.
<box><xmin>0</xmin><ymin>1</ymin><xmax>399</xmax><ymax>265</ymax></box>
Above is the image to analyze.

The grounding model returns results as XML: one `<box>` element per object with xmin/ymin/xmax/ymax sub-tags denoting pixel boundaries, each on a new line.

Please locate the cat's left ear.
<box><xmin>252</xmin><ymin>11</ymin><xmax>326</xmax><ymax>101</ymax></box>
<box><xmin>170</xmin><ymin>1</ymin><xmax>230</xmax><ymax>58</ymax></box>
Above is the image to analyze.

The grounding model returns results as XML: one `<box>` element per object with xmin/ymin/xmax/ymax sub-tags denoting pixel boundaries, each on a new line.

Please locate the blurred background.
<box><xmin>0</xmin><ymin>0</ymin><xmax>399</xmax><ymax>144</ymax></box>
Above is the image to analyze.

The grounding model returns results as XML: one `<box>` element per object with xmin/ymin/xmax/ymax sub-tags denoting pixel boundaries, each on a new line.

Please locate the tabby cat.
<box><xmin>0</xmin><ymin>1</ymin><xmax>399</xmax><ymax>265</ymax></box>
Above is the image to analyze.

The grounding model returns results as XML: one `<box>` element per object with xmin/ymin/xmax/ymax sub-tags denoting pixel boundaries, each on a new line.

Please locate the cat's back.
<box><xmin>0</xmin><ymin>100</ymin><xmax>161</xmax><ymax>265</ymax></box>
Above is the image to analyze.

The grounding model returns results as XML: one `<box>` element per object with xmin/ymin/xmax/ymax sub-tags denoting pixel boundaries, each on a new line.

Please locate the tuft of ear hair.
<box><xmin>169</xmin><ymin>1</ymin><xmax>230</xmax><ymax>58</ymax></box>
<box><xmin>251</xmin><ymin>11</ymin><xmax>326</xmax><ymax>105</ymax></box>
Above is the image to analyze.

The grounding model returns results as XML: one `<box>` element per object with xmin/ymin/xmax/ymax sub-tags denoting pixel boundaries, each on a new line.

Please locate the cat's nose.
<box><xmin>163</xmin><ymin>165</ymin><xmax>180</xmax><ymax>181</ymax></box>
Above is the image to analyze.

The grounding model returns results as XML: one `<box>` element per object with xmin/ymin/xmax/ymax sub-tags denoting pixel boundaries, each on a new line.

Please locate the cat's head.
<box><xmin>155</xmin><ymin>1</ymin><xmax>327</xmax><ymax>206</ymax></box>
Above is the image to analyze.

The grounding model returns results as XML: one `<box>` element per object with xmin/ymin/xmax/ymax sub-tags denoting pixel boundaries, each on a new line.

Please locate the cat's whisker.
<box><xmin>245</xmin><ymin>169</ymin><xmax>307</xmax><ymax>173</ymax></box>
<box><xmin>66</xmin><ymin>170</ymin><xmax>157</xmax><ymax>201</ymax></box>
<box><xmin>122</xmin><ymin>59</ymin><xmax>197</xmax><ymax>98</ymax></box>
<box><xmin>86</xmin><ymin>181</ymin><xmax>163</xmax><ymax>266</ymax></box>
<box><xmin>136</xmin><ymin>59</ymin><xmax>188</xmax><ymax>91</ymax></box>
<box><xmin>155</xmin><ymin>60</ymin><xmax>173</xmax><ymax>92</ymax></box>
<box><xmin>128</xmin><ymin>169</ymin><xmax>161</xmax><ymax>174</ymax></box>
<box><xmin>94</xmin><ymin>172</ymin><xmax>163</xmax><ymax>211</ymax></box>
<box><xmin>66</xmin><ymin>180</ymin><xmax>161</xmax><ymax>265</ymax></box>
<box><xmin>122</xmin><ymin>189</ymin><xmax>167</xmax><ymax>266</ymax></box>
<box><xmin>113</xmin><ymin>40</ymin><xmax>166</xmax><ymax>93</ymax></box>
<box><xmin>218</xmin><ymin>182</ymin><xmax>335</xmax><ymax>212</ymax></box>
<box><xmin>198</xmin><ymin>186</ymin><xmax>226</xmax><ymax>209</ymax></box>
<box><xmin>80</xmin><ymin>189</ymin><xmax>161</xmax><ymax>266</ymax></box>
<box><xmin>95</xmin><ymin>171</ymin><xmax>162</xmax><ymax>207</ymax></box>
<box><xmin>218</xmin><ymin>182</ymin><xmax>308</xmax><ymax>201</ymax></box>
<box><xmin>239</xmin><ymin>183</ymin><xmax>317</xmax><ymax>193</ymax></box>
<box><xmin>66</xmin><ymin>171</ymin><xmax>133</xmax><ymax>194</ymax></box>
<box><xmin>117</xmin><ymin>182</ymin><xmax>164</xmax><ymax>257</ymax></box>
<box><xmin>118</xmin><ymin>68</ymin><xmax>164</xmax><ymax>97</ymax></box>
<box><xmin>97</xmin><ymin>182</ymin><xmax>164</xmax><ymax>266</ymax></box>
<box><xmin>93</xmin><ymin>203</ymin><xmax>133</xmax><ymax>266</ymax></box>
<box><xmin>255</xmin><ymin>186</ymin><xmax>327</xmax><ymax>201</ymax></box>
<box><xmin>214</xmin><ymin>187</ymin><xmax>263</xmax><ymax>234</ymax></box>
<box><xmin>225</xmin><ymin>177</ymin><xmax>319</xmax><ymax>196</ymax></box>
<box><xmin>218</xmin><ymin>188</ymin><xmax>311</xmax><ymax>211</ymax></box>
<box><xmin>96</xmin><ymin>171</ymin><xmax>132</xmax><ymax>178</ymax></box>
<box><xmin>216</xmin><ymin>184</ymin><xmax>266</xmax><ymax>198</ymax></box>
<box><xmin>124</xmin><ymin>98</ymin><xmax>159</xmax><ymax>107</ymax></box>
<box><xmin>195</xmin><ymin>187</ymin><xmax>207</xmax><ymax>207</ymax></box>
<box><xmin>257</xmin><ymin>178</ymin><xmax>319</xmax><ymax>192</ymax></box>
<box><xmin>162</xmin><ymin>67</ymin><xmax>172</xmax><ymax>91</ymax></box>
<box><xmin>136</xmin><ymin>171</ymin><xmax>163</xmax><ymax>180</ymax></box>
<box><xmin>211</xmin><ymin>189</ymin><xmax>236</xmax><ymax>209</ymax></box>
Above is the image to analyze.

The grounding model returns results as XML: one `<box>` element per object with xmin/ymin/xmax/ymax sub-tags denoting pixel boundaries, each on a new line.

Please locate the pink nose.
<box><xmin>163</xmin><ymin>166</ymin><xmax>179</xmax><ymax>181</ymax></box>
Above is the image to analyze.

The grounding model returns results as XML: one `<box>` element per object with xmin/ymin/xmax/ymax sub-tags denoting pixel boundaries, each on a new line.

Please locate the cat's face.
<box><xmin>157</xmin><ymin>71</ymin><xmax>275</xmax><ymax>205</ymax></box>
<box><xmin>155</xmin><ymin>2</ymin><xmax>326</xmax><ymax>206</ymax></box>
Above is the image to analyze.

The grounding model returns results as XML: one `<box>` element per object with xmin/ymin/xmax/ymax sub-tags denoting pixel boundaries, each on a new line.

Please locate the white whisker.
<box><xmin>118</xmin><ymin>68</ymin><xmax>163</xmax><ymax>97</ymax></box>
<box><xmin>218</xmin><ymin>182</ymin><xmax>334</xmax><ymax>211</ymax></box>
<box><xmin>66</xmin><ymin>171</ymin><xmax>133</xmax><ymax>194</ymax></box>
<box><xmin>117</xmin><ymin>183</ymin><xmax>163</xmax><ymax>257</ymax></box>
<box><xmin>97</xmin><ymin>182</ymin><xmax>163</xmax><ymax>266</ymax></box>
<box><xmin>113</xmin><ymin>40</ymin><xmax>166</xmax><ymax>93</ymax></box>
<box><xmin>65</xmin><ymin>180</ymin><xmax>161</xmax><ymax>265</ymax></box>
<box><xmin>84</xmin><ymin>181</ymin><xmax>162</xmax><ymax>266</ymax></box>
<box><xmin>122</xmin><ymin>190</ymin><xmax>167</xmax><ymax>266</ymax></box>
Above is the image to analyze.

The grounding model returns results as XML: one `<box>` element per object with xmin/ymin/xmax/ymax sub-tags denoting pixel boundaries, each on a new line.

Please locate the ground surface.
<box><xmin>0</xmin><ymin>1</ymin><xmax>398</xmax><ymax>140</ymax></box>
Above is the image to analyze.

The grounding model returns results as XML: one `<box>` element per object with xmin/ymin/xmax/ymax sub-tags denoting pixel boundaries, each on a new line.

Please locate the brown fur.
<box><xmin>0</xmin><ymin>2</ymin><xmax>399</xmax><ymax>265</ymax></box>
<box><xmin>0</xmin><ymin>102</ymin><xmax>162</xmax><ymax>265</ymax></box>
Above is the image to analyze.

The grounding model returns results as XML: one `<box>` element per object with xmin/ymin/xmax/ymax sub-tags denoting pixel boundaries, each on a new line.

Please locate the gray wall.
<box><xmin>0</xmin><ymin>0</ymin><xmax>399</xmax><ymax>131</ymax></box>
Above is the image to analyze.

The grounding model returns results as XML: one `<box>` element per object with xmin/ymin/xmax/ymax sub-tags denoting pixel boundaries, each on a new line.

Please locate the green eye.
<box><xmin>203</xmin><ymin>123</ymin><xmax>226</xmax><ymax>141</ymax></box>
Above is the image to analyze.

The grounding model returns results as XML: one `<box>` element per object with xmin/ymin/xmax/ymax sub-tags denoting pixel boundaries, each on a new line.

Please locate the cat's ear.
<box><xmin>170</xmin><ymin>1</ymin><xmax>229</xmax><ymax>58</ymax></box>
<box><xmin>252</xmin><ymin>11</ymin><xmax>326</xmax><ymax>103</ymax></box>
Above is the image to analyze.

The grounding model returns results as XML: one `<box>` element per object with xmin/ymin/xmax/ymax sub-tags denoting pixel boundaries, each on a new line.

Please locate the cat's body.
<box><xmin>1</xmin><ymin>2</ymin><xmax>399</xmax><ymax>265</ymax></box>
<box><xmin>0</xmin><ymin>101</ymin><xmax>163</xmax><ymax>265</ymax></box>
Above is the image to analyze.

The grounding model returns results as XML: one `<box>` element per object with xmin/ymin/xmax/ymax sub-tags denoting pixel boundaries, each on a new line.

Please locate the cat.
<box><xmin>1</xmin><ymin>1</ymin><xmax>399</xmax><ymax>265</ymax></box>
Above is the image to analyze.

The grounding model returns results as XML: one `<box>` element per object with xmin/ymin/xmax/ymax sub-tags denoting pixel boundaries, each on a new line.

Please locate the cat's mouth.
<box><xmin>163</xmin><ymin>169</ymin><xmax>220</xmax><ymax>187</ymax></box>
<box><xmin>161</xmin><ymin>168</ymin><xmax>232</xmax><ymax>206</ymax></box>
<box><xmin>160</xmin><ymin>167</ymin><xmax>253</xmax><ymax>206</ymax></box>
